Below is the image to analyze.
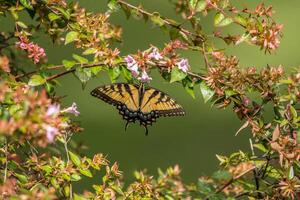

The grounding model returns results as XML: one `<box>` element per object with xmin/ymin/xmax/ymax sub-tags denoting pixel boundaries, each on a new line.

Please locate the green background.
<box><xmin>2</xmin><ymin>0</ymin><xmax>300</xmax><ymax>191</ymax></box>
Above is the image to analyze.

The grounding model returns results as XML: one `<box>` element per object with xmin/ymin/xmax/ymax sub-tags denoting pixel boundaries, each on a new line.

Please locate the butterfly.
<box><xmin>90</xmin><ymin>83</ymin><xmax>185</xmax><ymax>135</ymax></box>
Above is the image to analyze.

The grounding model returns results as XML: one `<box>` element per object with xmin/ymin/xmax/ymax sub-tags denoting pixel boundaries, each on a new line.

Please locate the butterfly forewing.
<box><xmin>91</xmin><ymin>83</ymin><xmax>139</xmax><ymax>111</ymax></box>
<box><xmin>140</xmin><ymin>88</ymin><xmax>185</xmax><ymax>117</ymax></box>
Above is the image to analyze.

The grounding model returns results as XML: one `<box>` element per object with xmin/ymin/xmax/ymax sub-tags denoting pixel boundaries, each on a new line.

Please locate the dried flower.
<box><xmin>176</xmin><ymin>58</ymin><xmax>190</xmax><ymax>73</ymax></box>
<box><xmin>138</xmin><ymin>70</ymin><xmax>152</xmax><ymax>82</ymax></box>
<box><xmin>0</xmin><ymin>56</ymin><xmax>10</xmax><ymax>73</ymax></box>
<box><xmin>62</xmin><ymin>102</ymin><xmax>80</xmax><ymax>116</ymax></box>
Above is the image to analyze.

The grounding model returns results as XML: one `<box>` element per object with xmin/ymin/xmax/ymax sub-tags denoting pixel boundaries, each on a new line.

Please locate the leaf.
<box><xmin>54</xmin><ymin>7</ymin><xmax>70</xmax><ymax>19</ymax></box>
<box><xmin>79</xmin><ymin>168</ymin><xmax>92</xmax><ymax>177</ymax></box>
<box><xmin>16</xmin><ymin>21</ymin><xmax>27</xmax><ymax>28</ymax></box>
<box><xmin>195</xmin><ymin>0</ymin><xmax>207</xmax><ymax>12</ymax></box>
<box><xmin>72</xmin><ymin>54</ymin><xmax>88</xmax><ymax>63</ymax></box>
<box><xmin>48</xmin><ymin>13</ymin><xmax>60</xmax><ymax>21</ymax></box>
<box><xmin>170</xmin><ymin>67</ymin><xmax>187</xmax><ymax>83</ymax></box>
<box><xmin>253</xmin><ymin>143</ymin><xmax>268</xmax><ymax>153</ymax></box>
<box><xmin>150</xmin><ymin>12</ymin><xmax>165</xmax><ymax>27</ymax></box>
<box><xmin>71</xmin><ymin>173</ymin><xmax>82</xmax><ymax>181</ymax></box>
<box><xmin>74</xmin><ymin>68</ymin><xmax>91</xmax><ymax>89</ymax></box>
<box><xmin>214</xmin><ymin>13</ymin><xmax>233</xmax><ymax>27</ymax></box>
<box><xmin>82</xmin><ymin>48</ymin><xmax>97</xmax><ymax>55</ymax></box>
<box><xmin>15</xmin><ymin>173</ymin><xmax>28</xmax><ymax>183</ymax></box>
<box><xmin>69</xmin><ymin>151</ymin><xmax>81</xmax><ymax>167</ymax></box>
<box><xmin>62</xmin><ymin>59</ymin><xmax>76</xmax><ymax>70</ymax></box>
<box><xmin>121</xmin><ymin>66</ymin><xmax>133</xmax><ymax>82</ymax></box>
<box><xmin>212</xmin><ymin>170</ymin><xmax>232</xmax><ymax>181</ymax></box>
<box><xmin>65</xmin><ymin>31</ymin><xmax>78</xmax><ymax>45</ymax></box>
<box><xmin>272</xmin><ymin>125</ymin><xmax>280</xmax><ymax>141</ymax></box>
<box><xmin>73</xmin><ymin>194</ymin><xmax>88</xmax><ymax>200</ymax></box>
<box><xmin>108</xmin><ymin>0</ymin><xmax>120</xmax><ymax>12</ymax></box>
<box><xmin>108</xmin><ymin>66</ymin><xmax>121</xmax><ymax>83</ymax></box>
<box><xmin>234</xmin><ymin>15</ymin><xmax>248</xmax><ymax>27</ymax></box>
<box><xmin>28</xmin><ymin>75</ymin><xmax>46</xmax><ymax>86</ymax></box>
<box><xmin>189</xmin><ymin>0</ymin><xmax>198</xmax><ymax>9</ymax></box>
<box><xmin>288</xmin><ymin>166</ymin><xmax>294</xmax><ymax>180</ymax></box>
<box><xmin>91</xmin><ymin>66</ymin><xmax>102</xmax><ymax>76</ymax></box>
<box><xmin>235</xmin><ymin>33</ymin><xmax>250</xmax><ymax>45</ymax></box>
<box><xmin>200</xmin><ymin>81</ymin><xmax>215</xmax><ymax>103</ymax></box>
<box><xmin>20</xmin><ymin>0</ymin><xmax>33</xmax><ymax>10</ymax></box>
<box><xmin>40</xmin><ymin>165</ymin><xmax>52</xmax><ymax>175</ymax></box>
<box><xmin>50</xmin><ymin>178</ymin><xmax>59</xmax><ymax>189</ymax></box>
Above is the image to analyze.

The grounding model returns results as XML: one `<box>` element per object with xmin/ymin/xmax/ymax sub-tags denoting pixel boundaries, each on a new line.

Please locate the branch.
<box><xmin>204</xmin><ymin>165</ymin><xmax>256</xmax><ymax>200</ymax></box>
<box><xmin>117</xmin><ymin>0</ymin><xmax>205</xmax><ymax>42</ymax></box>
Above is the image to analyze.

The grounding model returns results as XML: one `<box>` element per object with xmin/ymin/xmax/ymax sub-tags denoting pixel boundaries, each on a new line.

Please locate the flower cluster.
<box><xmin>0</xmin><ymin>56</ymin><xmax>10</xmax><ymax>73</ymax></box>
<box><xmin>16</xmin><ymin>36</ymin><xmax>46</xmax><ymax>64</ymax></box>
<box><xmin>124</xmin><ymin>42</ymin><xmax>190</xmax><ymax>82</ymax></box>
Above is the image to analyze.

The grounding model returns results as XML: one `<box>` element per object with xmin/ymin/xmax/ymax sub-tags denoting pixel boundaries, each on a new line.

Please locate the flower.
<box><xmin>148</xmin><ymin>47</ymin><xmax>163</xmax><ymax>60</ymax></box>
<box><xmin>44</xmin><ymin>125</ymin><xmax>58</xmax><ymax>143</ymax></box>
<box><xmin>138</xmin><ymin>70</ymin><xmax>152</xmax><ymax>82</ymax></box>
<box><xmin>61</xmin><ymin>102</ymin><xmax>80</xmax><ymax>116</ymax></box>
<box><xmin>124</xmin><ymin>55</ymin><xmax>140</xmax><ymax>77</ymax></box>
<box><xmin>176</xmin><ymin>59</ymin><xmax>190</xmax><ymax>73</ymax></box>
<box><xmin>16</xmin><ymin>36</ymin><xmax>46</xmax><ymax>64</ymax></box>
<box><xmin>0</xmin><ymin>56</ymin><xmax>10</xmax><ymax>73</ymax></box>
<box><xmin>46</xmin><ymin>104</ymin><xmax>60</xmax><ymax>116</ymax></box>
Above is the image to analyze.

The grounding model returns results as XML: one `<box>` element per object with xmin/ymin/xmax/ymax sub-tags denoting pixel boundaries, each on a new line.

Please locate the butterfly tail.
<box><xmin>125</xmin><ymin>121</ymin><xmax>130</xmax><ymax>132</ymax></box>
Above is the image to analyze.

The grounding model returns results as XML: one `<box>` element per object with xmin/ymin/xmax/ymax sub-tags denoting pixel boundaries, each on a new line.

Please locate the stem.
<box><xmin>3</xmin><ymin>137</ymin><xmax>8</xmax><ymax>183</ymax></box>
<box><xmin>63</xmin><ymin>133</ymin><xmax>72</xmax><ymax>199</ymax></box>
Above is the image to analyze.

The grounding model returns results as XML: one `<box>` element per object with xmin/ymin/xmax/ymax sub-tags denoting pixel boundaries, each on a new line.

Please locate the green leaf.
<box><xmin>48</xmin><ymin>13</ymin><xmax>60</xmax><ymax>21</ymax></box>
<box><xmin>196</xmin><ymin>0</ymin><xmax>207</xmax><ymax>12</ymax></box>
<box><xmin>288</xmin><ymin>166</ymin><xmax>294</xmax><ymax>180</ymax></box>
<box><xmin>83</xmin><ymin>48</ymin><xmax>97</xmax><ymax>55</ymax></box>
<box><xmin>150</xmin><ymin>12</ymin><xmax>165</xmax><ymax>27</ymax></box>
<box><xmin>108</xmin><ymin>0</ymin><xmax>120</xmax><ymax>12</ymax></box>
<box><xmin>212</xmin><ymin>170</ymin><xmax>232</xmax><ymax>181</ymax></box>
<box><xmin>71</xmin><ymin>173</ymin><xmax>82</xmax><ymax>181</ymax></box>
<box><xmin>108</xmin><ymin>66</ymin><xmax>121</xmax><ymax>83</ymax></box>
<box><xmin>20</xmin><ymin>0</ymin><xmax>33</xmax><ymax>10</ymax></box>
<box><xmin>28</xmin><ymin>75</ymin><xmax>46</xmax><ymax>86</ymax></box>
<box><xmin>91</xmin><ymin>66</ymin><xmax>102</xmax><ymax>76</ymax></box>
<box><xmin>225</xmin><ymin>89</ymin><xmax>237</xmax><ymax>98</ymax></box>
<box><xmin>65</xmin><ymin>31</ymin><xmax>78</xmax><ymax>45</ymax></box>
<box><xmin>15</xmin><ymin>173</ymin><xmax>28</xmax><ymax>183</ymax></box>
<box><xmin>189</xmin><ymin>0</ymin><xmax>198</xmax><ymax>9</ymax></box>
<box><xmin>54</xmin><ymin>7</ymin><xmax>70</xmax><ymax>19</ymax></box>
<box><xmin>170</xmin><ymin>67</ymin><xmax>187</xmax><ymax>83</ymax></box>
<box><xmin>62</xmin><ymin>59</ymin><xmax>76</xmax><ymax>70</ymax></box>
<box><xmin>16</xmin><ymin>21</ymin><xmax>27</xmax><ymax>28</ymax></box>
<box><xmin>72</xmin><ymin>54</ymin><xmax>88</xmax><ymax>63</ymax></box>
<box><xmin>234</xmin><ymin>15</ymin><xmax>248</xmax><ymax>27</ymax></box>
<box><xmin>214</xmin><ymin>13</ymin><xmax>233</xmax><ymax>27</ymax></box>
<box><xmin>50</xmin><ymin>178</ymin><xmax>59</xmax><ymax>189</ymax></box>
<box><xmin>73</xmin><ymin>194</ymin><xmax>88</xmax><ymax>200</ymax></box>
<box><xmin>253</xmin><ymin>143</ymin><xmax>268</xmax><ymax>153</ymax></box>
<box><xmin>121</xmin><ymin>66</ymin><xmax>133</xmax><ymax>82</ymax></box>
<box><xmin>69</xmin><ymin>151</ymin><xmax>81</xmax><ymax>167</ymax></box>
<box><xmin>40</xmin><ymin>165</ymin><xmax>52</xmax><ymax>175</ymax></box>
<box><xmin>79</xmin><ymin>168</ymin><xmax>92</xmax><ymax>177</ymax></box>
<box><xmin>200</xmin><ymin>81</ymin><xmax>215</xmax><ymax>103</ymax></box>
<box><xmin>182</xmin><ymin>78</ymin><xmax>196</xmax><ymax>99</ymax></box>
<box><xmin>74</xmin><ymin>68</ymin><xmax>92</xmax><ymax>88</ymax></box>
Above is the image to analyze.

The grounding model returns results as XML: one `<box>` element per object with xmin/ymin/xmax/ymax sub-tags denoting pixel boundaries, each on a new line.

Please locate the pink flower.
<box><xmin>46</xmin><ymin>104</ymin><xmax>60</xmax><ymax>116</ymax></box>
<box><xmin>16</xmin><ymin>36</ymin><xmax>46</xmax><ymax>64</ymax></box>
<box><xmin>138</xmin><ymin>70</ymin><xmax>152</xmax><ymax>82</ymax></box>
<box><xmin>148</xmin><ymin>47</ymin><xmax>163</xmax><ymax>60</ymax></box>
<box><xmin>44</xmin><ymin>125</ymin><xmax>58</xmax><ymax>143</ymax></box>
<box><xmin>62</xmin><ymin>102</ymin><xmax>80</xmax><ymax>116</ymax></box>
<box><xmin>124</xmin><ymin>55</ymin><xmax>140</xmax><ymax>77</ymax></box>
<box><xmin>176</xmin><ymin>59</ymin><xmax>190</xmax><ymax>73</ymax></box>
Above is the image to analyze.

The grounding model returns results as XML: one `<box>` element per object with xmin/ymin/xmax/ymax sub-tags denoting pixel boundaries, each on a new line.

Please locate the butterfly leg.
<box><xmin>125</xmin><ymin>121</ymin><xmax>130</xmax><ymax>132</ymax></box>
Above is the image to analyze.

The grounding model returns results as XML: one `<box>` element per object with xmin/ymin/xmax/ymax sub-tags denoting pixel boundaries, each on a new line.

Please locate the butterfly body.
<box><xmin>91</xmin><ymin>83</ymin><xmax>185</xmax><ymax>135</ymax></box>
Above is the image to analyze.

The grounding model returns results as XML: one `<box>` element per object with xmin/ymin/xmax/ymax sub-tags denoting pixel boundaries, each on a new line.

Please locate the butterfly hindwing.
<box><xmin>140</xmin><ymin>88</ymin><xmax>185</xmax><ymax>117</ymax></box>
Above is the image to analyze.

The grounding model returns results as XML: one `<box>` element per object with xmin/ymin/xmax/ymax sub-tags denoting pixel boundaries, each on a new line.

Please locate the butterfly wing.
<box><xmin>140</xmin><ymin>87</ymin><xmax>185</xmax><ymax>125</ymax></box>
<box><xmin>91</xmin><ymin>83</ymin><xmax>140</xmax><ymax>121</ymax></box>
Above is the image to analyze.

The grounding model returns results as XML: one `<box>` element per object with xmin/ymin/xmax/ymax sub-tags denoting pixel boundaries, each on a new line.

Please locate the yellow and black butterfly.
<box><xmin>90</xmin><ymin>83</ymin><xmax>185</xmax><ymax>135</ymax></box>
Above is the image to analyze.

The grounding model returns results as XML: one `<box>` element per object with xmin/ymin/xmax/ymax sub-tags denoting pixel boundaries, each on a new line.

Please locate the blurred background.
<box><xmin>1</xmin><ymin>0</ymin><xmax>300</xmax><ymax>191</ymax></box>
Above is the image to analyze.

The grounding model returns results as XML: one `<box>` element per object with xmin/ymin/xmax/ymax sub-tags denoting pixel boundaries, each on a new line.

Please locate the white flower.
<box><xmin>148</xmin><ymin>47</ymin><xmax>163</xmax><ymax>60</ymax></box>
<box><xmin>62</xmin><ymin>102</ymin><xmax>80</xmax><ymax>116</ymax></box>
<box><xmin>46</xmin><ymin>104</ymin><xmax>60</xmax><ymax>116</ymax></box>
<box><xmin>124</xmin><ymin>55</ymin><xmax>136</xmax><ymax>67</ymax></box>
<box><xmin>138</xmin><ymin>70</ymin><xmax>152</xmax><ymax>83</ymax></box>
<box><xmin>44</xmin><ymin>125</ymin><xmax>58</xmax><ymax>143</ymax></box>
<box><xmin>176</xmin><ymin>59</ymin><xmax>190</xmax><ymax>73</ymax></box>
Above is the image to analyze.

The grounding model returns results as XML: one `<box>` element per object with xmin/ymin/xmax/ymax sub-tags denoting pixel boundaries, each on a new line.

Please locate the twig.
<box><xmin>117</xmin><ymin>0</ymin><xmax>205</xmax><ymax>42</ymax></box>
